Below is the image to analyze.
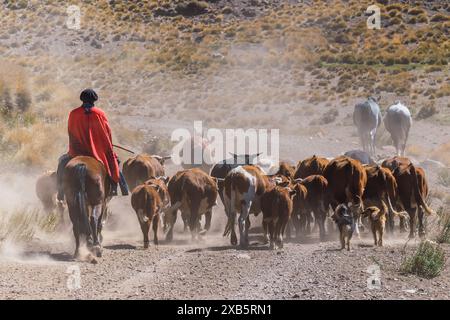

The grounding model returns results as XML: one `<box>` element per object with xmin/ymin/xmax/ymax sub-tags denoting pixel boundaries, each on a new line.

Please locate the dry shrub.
<box><xmin>430</xmin><ymin>13</ymin><xmax>449</xmax><ymax>22</ymax></box>
<box><xmin>406</xmin><ymin>144</ymin><xmax>426</xmax><ymax>157</ymax></box>
<box><xmin>416</xmin><ymin>104</ymin><xmax>438</xmax><ymax>120</ymax></box>
<box><xmin>0</xmin><ymin>207</ymin><xmax>59</xmax><ymax>243</ymax></box>
<box><xmin>3</xmin><ymin>122</ymin><xmax>65</xmax><ymax>167</ymax></box>
<box><xmin>436</xmin><ymin>207</ymin><xmax>450</xmax><ymax>244</ymax></box>
<box><xmin>408</xmin><ymin>8</ymin><xmax>426</xmax><ymax>16</ymax></box>
<box><xmin>437</xmin><ymin>168</ymin><xmax>450</xmax><ymax>187</ymax></box>
<box><xmin>431</xmin><ymin>143</ymin><xmax>450</xmax><ymax>166</ymax></box>
<box><xmin>310</xmin><ymin>109</ymin><xmax>339</xmax><ymax>125</ymax></box>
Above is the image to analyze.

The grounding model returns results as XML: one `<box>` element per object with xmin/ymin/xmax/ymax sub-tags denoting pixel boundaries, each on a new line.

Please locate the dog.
<box><xmin>362</xmin><ymin>206</ymin><xmax>385</xmax><ymax>247</ymax></box>
<box><xmin>332</xmin><ymin>203</ymin><xmax>355</xmax><ymax>251</ymax></box>
<box><xmin>363</xmin><ymin>204</ymin><xmax>409</xmax><ymax>247</ymax></box>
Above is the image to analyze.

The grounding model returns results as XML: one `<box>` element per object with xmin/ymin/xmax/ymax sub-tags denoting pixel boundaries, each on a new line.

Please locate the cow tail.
<box><xmin>74</xmin><ymin>164</ymin><xmax>90</xmax><ymax>236</ymax></box>
<box><xmin>143</xmin><ymin>188</ymin><xmax>152</xmax><ymax>222</ymax></box>
<box><xmin>223</xmin><ymin>179</ymin><xmax>235</xmax><ymax>237</ymax></box>
<box><xmin>383</xmin><ymin>169</ymin><xmax>406</xmax><ymax>218</ymax></box>
<box><xmin>410</xmin><ymin>164</ymin><xmax>434</xmax><ymax>215</ymax></box>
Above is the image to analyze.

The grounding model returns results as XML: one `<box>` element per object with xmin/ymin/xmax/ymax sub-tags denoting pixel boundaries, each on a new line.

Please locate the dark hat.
<box><xmin>80</xmin><ymin>88</ymin><xmax>98</xmax><ymax>103</ymax></box>
<box><xmin>80</xmin><ymin>89</ymin><xmax>98</xmax><ymax>113</ymax></box>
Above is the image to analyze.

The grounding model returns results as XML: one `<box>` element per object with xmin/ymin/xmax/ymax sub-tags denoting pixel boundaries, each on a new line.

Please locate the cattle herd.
<box><xmin>34</xmin><ymin>98</ymin><xmax>435</xmax><ymax>263</ymax></box>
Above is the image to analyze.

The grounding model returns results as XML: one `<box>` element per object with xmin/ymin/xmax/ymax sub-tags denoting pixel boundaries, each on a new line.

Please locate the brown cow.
<box><xmin>145</xmin><ymin>177</ymin><xmax>170</xmax><ymax>207</ymax></box>
<box><xmin>382</xmin><ymin>157</ymin><xmax>434</xmax><ymax>238</ymax></box>
<box><xmin>292</xmin><ymin>175</ymin><xmax>329</xmax><ymax>240</ymax></box>
<box><xmin>261</xmin><ymin>185</ymin><xmax>294</xmax><ymax>249</ymax></box>
<box><xmin>290</xmin><ymin>182</ymin><xmax>308</xmax><ymax>236</ymax></box>
<box><xmin>165</xmin><ymin>168</ymin><xmax>218</xmax><ymax>241</ymax></box>
<box><xmin>36</xmin><ymin>171</ymin><xmax>65</xmax><ymax>220</ymax></box>
<box><xmin>363</xmin><ymin>165</ymin><xmax>407</xmax><ymax>234</ymax></box>
<box><xmin>144</xmin><ymin>177</ymin><xmax>171</xmax><ymax>231</ymax></box>
<box><xmin>381</xmin><ymin>156</ymin><xmax>411</xmax><ymax>172</ymax></box>
<box><xmin>131</xmin><ymin>184</ymin><xmax>163</xmax><ymax>248</ymax></box>
<box><xmin>122</xmin><ymin>153</ymin><xmax>170</xmax><ymax>190</ymax></box>
<box><xmin>294</xmin><ymin>155</ymin><xmax>329</xmax><ymax>179</ymax></box>
<box><xmin>323</xmin><ymin>156</ymin><xmax>367</xmax><ymax>236</ymax></box>
<box><xmin>63</xmin><ymin>156</ymin><xmax>111</xmax><ymax>263</ymax></box>
<box><xmin>275</xmin><ymin>161</ymin><xmax>295</xmax><ymax>179</ymax></box>
<box><xmin>223</xmin><ymin>165</ymin><xmax>271</xmax><ymax>247</ymax></box>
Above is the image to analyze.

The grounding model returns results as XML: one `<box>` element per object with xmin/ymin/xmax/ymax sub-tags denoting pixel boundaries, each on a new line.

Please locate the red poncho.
<box><xmin>68</xmin><ymin>106</ymin><xmax>120</xmax><ymax>183</ymax></box>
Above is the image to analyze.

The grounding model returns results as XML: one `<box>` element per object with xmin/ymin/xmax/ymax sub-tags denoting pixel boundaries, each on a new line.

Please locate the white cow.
<box><xmin>353</xmin><ymin>97</ymin><xmax>382</xmax><ymax>156</ymax></box>
<box><xmin>384</xmin><ymin>102</ymin><xmax>412</xmax><ymax>156</ymax></box>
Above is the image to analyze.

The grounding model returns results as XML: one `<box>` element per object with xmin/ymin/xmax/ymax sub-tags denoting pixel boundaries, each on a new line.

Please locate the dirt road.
<box><xmin>0</xmin><ymin>199</ymin><xmax>449</xmax><ymax>300</ymax></box>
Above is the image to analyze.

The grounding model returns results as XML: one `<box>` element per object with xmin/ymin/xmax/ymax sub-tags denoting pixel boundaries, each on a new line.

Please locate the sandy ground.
<box><xmin>0</xmin><ymin>207</ymin><xmax>449</xmax><ymax>300</ymax></box>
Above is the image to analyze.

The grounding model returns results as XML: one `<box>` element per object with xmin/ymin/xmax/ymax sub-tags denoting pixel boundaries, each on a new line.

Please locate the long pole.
<box><xmin>113</xmin><ymin>144</ymin><xmax>135</xmax><ymax>154</ymax></box>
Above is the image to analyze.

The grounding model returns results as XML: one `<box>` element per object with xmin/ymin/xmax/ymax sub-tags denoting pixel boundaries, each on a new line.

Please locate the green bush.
<box><xmin>400</xmin><ymin>240</ymin><xmax>446</xmax><ymax>278</ymax></box>
<box><xmin>436</xmin><ymin>208</ymin><xmax>450</xmax><ymax>244</ymax></box>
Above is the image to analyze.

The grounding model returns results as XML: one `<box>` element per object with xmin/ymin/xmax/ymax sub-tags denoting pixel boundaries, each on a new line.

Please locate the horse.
<box><xmin>63</xmin><ymin>156</ymin><xmax>111</xmax><ymax>263</ymax></box>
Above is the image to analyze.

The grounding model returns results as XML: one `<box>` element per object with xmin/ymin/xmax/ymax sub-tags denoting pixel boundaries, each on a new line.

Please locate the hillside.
<box><xmin>0</xmin><ymin>0</ymin><xmax>449</xmax><ymax>167</ymax></box>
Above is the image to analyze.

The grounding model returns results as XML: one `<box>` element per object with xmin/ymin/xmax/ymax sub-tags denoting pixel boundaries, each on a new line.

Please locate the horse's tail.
<box><xmin>74</xmin><ymin>164</ymin><xmax>90</xmax><ymax>235</ymax></box>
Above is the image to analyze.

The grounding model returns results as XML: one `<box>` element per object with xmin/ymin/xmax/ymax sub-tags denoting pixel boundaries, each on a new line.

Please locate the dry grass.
<box><xmin>431</xmin><ymin>143</ymin><xmax>450</xmax><ymax>166</ymax></box>
<box><xmin>0</xmin><ymin>207</ymin><xmax>59</xmax><ymax>243</ymax></box>
<box><xmin>406</xmin><ymin>144</ymin><xmax>427</xmax><ymax>158</ymax></box>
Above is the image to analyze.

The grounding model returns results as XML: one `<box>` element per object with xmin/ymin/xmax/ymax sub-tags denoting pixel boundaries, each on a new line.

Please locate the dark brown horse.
<box><xmin>63</xmin><ymin>156</ymin><xmax>111</xmax><ymax>263</ymax></box>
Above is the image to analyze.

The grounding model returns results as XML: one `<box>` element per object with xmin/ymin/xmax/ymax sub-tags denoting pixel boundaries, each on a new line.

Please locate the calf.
<box><xmin>165</xmin><ymin>168</ymin><xmax>218</xmax><ymax>241</ymax></box>
<box><xmin>36</xmin><ymin>171</ymin><xmax>65</xmax><ymax>220</ymax></box>
<box><xmin>131</xmin><ymin>184</ymin><xmax>162</xmax><ymax>248</ymax></box>
<box><xmin>291</xmin><ymin>182</ymin><xmax>308</xmax><ymax>236</ymax></box>
<box><xmin>261</xmin><ymin>185</ymin><xmax>294</xmax><ymax>249</ymax></box>
<box><xmin>36</xmin><ymin>171</ymin><xmax>58</xmax><ymax>212</ymax></box>
<box><xmin>292</xmin><ymin>175</ymin><xmax>329</xmax><ymax>240</ymax></box>
<box><xmin>223</xmin><ymin>165</ymin><xmax>271</xmax><ymax>247</ymax></box>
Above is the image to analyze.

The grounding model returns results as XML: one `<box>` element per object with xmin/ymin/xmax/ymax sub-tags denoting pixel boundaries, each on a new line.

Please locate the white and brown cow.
<box><xmin>223</xmin><ymin>165</ymin><xmax>271</xmax><ymax>248</ymax></box>
<box><xmin>165</xmin><ymin>168</ymin><xmax>218</xmax><ymax>242</ymax></box>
